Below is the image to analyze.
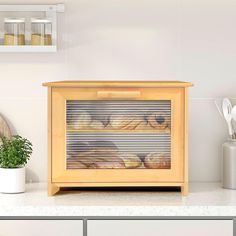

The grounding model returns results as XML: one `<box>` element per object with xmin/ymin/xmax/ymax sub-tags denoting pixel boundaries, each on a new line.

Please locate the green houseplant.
<box><xmin>0</xmin><ymin>135</ymin><xmax>33</xmax><ymax>193</ymax></box>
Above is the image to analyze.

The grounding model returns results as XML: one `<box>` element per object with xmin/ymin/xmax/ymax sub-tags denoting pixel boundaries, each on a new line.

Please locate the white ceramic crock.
<box><xmin>0</xmin><ymin>167</ymin><xmax>25</xmax><ymax>193</ymax></box>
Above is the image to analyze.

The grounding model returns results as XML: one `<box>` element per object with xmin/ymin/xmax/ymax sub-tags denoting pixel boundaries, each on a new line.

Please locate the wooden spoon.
<box><xmin>0</xmin><ymin>114</ymin><xmax>12</xmax><ymax>140</ymax></box>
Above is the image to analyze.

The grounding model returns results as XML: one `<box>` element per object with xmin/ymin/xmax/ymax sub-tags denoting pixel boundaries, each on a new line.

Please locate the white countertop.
<box><xmin>0</xmin><ymin>183</ymin><xmax>235</xmax><ymax>217</ymax></box>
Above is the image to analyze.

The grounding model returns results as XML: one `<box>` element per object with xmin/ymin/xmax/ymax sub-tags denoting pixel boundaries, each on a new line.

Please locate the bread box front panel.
<box><xmin>51</xmin><ymin>87</ymin><xmax>184</xmax><ymax>184</ymax></box>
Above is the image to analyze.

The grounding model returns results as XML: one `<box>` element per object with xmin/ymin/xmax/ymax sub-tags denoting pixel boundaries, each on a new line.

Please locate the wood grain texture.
<box><xmin>181</xmin><ymin>183</ymin><xmax>189</xmax><ymax>196</ymax></box>
<box><xmin>47</xmin><ymin>87</ymin><xmax>53</xmax><ymax>196</ymax></box>
<box><xmin>43</xmin><ymin>80</ymin><xmax>193</xmax><ymax>88</ymax></box>
<box><xmin>54</xmin><ymin>182</ymin><xmax>184</xmax><ymax>187</ymax></box>
<box><xmin>183</xmin><ymin>88</ymin><xmax>189</xmax><ymax>195</ymax></box>
<box><xmin>49</xmin><ymin>182</ymin><xmax>185</xmax><ymax>196</ymax></box>
<box><xmin>48</xmin><ymin>183</ymin><xmax>60</xmax><ymax>196</ymax></box>
<box><xmin>51</xmin><ymin>87</ymin><xmax>183</xmax><ymax>183</ymax></box>
<box><xmin>45</xmin><ymin>81</ymin><xmax>191</xmax><ymax>196</ymax></box>
<box><xmin>0</xmin><ymin>114</ymin><xmax>12</xmax><ymax>139</ymax></box>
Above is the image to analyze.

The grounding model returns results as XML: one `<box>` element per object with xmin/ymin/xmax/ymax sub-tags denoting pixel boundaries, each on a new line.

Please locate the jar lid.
<box><xmin>4</xmin><ymin>17</ymin><xmax>25</xmax><ymax>23</ymax></box>
<box><xmin>31</xmin><ymin>17</ymin><xmax>52</xmax><ymax>23</ymax></box>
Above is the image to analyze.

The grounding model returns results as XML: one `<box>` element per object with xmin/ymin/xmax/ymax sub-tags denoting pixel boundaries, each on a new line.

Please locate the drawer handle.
<box><xmin>97</xmin><ymin>91</ymin><xmax>141</xmax><ymax>99</ymax></box>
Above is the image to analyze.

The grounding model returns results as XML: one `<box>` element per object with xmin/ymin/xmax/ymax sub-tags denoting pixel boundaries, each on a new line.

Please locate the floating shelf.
<box><xmin>0</xmin><ymin>45</ymin><xmax>57</xmax><ymax>53</ymax></box>
<box><xmin>0</xmin><ymin>4</ymin><xmax>65</xmax><ymax>12</ymax></box>
<box><xmin>0</xmin><ymin>4</ymin><xmax>64</xmax><ymax>53</ymax></box>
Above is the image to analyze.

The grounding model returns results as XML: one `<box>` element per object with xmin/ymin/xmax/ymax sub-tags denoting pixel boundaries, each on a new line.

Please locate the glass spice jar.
<box><xmin>4</xmin><ymin>17</ymin><xmax>25</xmax><ymax>45</ymax></box>
<box><xmin>31</xmin><ymin>18</ymin><xmax>52</xmax><ymax>46</ymax></box>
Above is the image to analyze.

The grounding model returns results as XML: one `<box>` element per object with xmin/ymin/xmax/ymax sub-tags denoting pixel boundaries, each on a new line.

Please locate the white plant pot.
<box><xmin>0</xmin><ymin>167</ymin><xmax>25</xmax><ymax>193</ymax></box>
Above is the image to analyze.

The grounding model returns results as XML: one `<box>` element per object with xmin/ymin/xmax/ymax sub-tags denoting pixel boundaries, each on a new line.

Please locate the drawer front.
<box><xmin>88</xmin><ymin>220</ymin><xmax>233</xmax><ymax>236</ymax></box>
<box><xmin>0</xmin><ymin>220</ymin><xmax>83</xmax><ymax>236</ymax></box>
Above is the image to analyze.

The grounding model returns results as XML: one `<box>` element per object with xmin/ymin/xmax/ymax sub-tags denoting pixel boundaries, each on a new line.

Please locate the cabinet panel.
<box><xmin>88</xmin><ymin>220</ymin><xmax>233</xmax><ymax>236</ymax></box>
<box><xmin>51</xmin><ymin>87</ymin><xmax>184</xmax><ymax>183</ymax></box>
<box><xmin>0</xmin><ymin>220</ymin><xmax>83</xmax><ymax>236</ymax></box>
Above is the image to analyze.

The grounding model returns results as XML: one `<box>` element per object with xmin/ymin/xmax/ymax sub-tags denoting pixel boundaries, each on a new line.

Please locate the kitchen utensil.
<box><xmin>231</xmin><ymin>105</ymin><xmax>236</xmax><ymax>122</ymax></box>
<box><xmin>214</xmin><ymin>98</ymin><xmax>224</xmax><ymax>117</ymax></box>
<box><xmin>222</xmin><ymin>98</ymin><xmax>235</xmax><ymax>139</ymax></box>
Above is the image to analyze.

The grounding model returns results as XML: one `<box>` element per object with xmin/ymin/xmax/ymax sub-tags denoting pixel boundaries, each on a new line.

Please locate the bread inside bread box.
<box><xmin>66</xmin><ymin>100</ymin><xmax>171</xmax><ymax>170</ymax></box>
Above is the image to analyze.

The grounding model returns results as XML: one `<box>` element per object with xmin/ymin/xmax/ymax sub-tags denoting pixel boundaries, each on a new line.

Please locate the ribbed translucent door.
<box><xmin>66</xmin><ymin>100</ymin><xmax>171</xmax><ymax>169</ymax></box>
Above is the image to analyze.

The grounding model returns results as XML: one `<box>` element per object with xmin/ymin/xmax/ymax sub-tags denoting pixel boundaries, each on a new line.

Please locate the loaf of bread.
<box><xmin>119</xmin><ymin>153</ymin><xmax>142</xmax><ymax>168</ymax></box>
<box><xmin>67</xmin><ymin>139</ymin><xmax>125</xmax><ymax>169</ymax></box>
<box><xmin>90</xmin><ymin>120</ymin><xmax>105</xmax><ymax>130</ymax></box>
<box><xmin>110</xmin><ymin>113</ymin><xmax>144</xmax><ymax>130</ymax></box>
<box><xmin>67</xmin><ymin>111</ymin><xmax>92</xmax><ymax>129</ymax></box>
<box><xmin>92</xmin><ymin>112</ymin><xmax>110</xmax><ymax>126</ymax></box>
<box><xmin>91</xmin><ymin>149</ymin><xmax>126</xmax><ymax>169</ymax></box>
<box><xmin>89</xmin><ymin>141</ymin><xmax>118</xmax><ymax>152</ymax></box>
<box><xmin>67</xmin><ymin>155</ymin><xmax>88</xmax><ymax>169</ymax></box>
<box><xmin>109</xmin><ymin>114</ymin><xmax>130</xmax><ymax>129</ymax></box>
<box><xmin>67</xmin><ymin>142</ymin><xmax>91</xmax><ymax>155</ymax></box>
<box><xmin>121</xmin><ymin>118</ymin><xmax>144</xmax><ymax>130</ymax></box>
<box><xmin>147</xmin><ymin>112</ymin><xmax>170</xmax><ymax>130</ymax></box>
<box><xmin>144</xmin><ymin>153</ymin><xmax>171</xmax><ymax>169</ymax></box>
<box><xmin>134</xmin><ymin>120</ymin><xmax>149</xmax><ymax>130</ymax></box>
<box><xmin>89</xmin><ymin>155</ymin><xmax>125</xmax><ymax>169</ymax></box>
<box><xmin>71</xmin><ymin>150</ymin><xmax>125</xmax><ymax>169</ymax></box>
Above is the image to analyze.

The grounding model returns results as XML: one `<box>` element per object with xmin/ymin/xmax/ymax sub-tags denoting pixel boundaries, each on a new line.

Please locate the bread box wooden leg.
<box><xmin>181</xmin><ymin>183</ymin><xmax>188</xmax><ymax>196</ymax></box>
<box><xmin>48</xmin><ymin>183</ymin><xmax>60</xmax><ymax>196</ymax></box>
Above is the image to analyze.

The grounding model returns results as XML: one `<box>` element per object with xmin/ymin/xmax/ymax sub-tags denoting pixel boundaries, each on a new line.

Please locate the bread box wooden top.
<box><xmin>43</xmin><ymin>81</ymin><xmax>193</xmax><ymax>88</ymax></box>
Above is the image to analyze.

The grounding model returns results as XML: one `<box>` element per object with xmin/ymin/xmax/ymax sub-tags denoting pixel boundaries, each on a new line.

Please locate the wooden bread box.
<box><xmin>43</xmin><ymin>81</ymin><xmax>193</xmax><ymax>196</ymax></box>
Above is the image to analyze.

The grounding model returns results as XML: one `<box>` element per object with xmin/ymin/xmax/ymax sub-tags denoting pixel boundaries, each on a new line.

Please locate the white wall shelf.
<box><xmin>0</xmin><ymin>4</ymin><xmax>65</xmax><ymax>13</ymax></box>
<box><xmin>0</xmin><ymin>4</ymin><xmax>64</xmax><ymax>53</ymax></box>
<box><xmin>0</xmin><ymin>45</ymin><xmax>57</xmax><ymax>53</ymax></box>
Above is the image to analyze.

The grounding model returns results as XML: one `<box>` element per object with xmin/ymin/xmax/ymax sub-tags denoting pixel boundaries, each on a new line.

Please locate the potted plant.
<box><xmin>0</xmin><ymin>135</ymin><xmax>33</xmax><ymax>193</ymax></box>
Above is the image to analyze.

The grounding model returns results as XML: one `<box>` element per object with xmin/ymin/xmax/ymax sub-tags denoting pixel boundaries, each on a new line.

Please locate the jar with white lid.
<box><xmin>31</xmin><ymin>18</ymin><xmax>52</xmax><ymax>45</ymax></box>
<box><xmin>4</xmin><ymin>17</ymin><xmax>25</xmax><ymax>45</ymax></box>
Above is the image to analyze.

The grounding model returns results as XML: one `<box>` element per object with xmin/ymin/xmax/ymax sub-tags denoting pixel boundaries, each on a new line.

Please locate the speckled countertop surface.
<box><xmin>0</xmin><ymin>183</ymin><xmax>235</xmax><ymax>216</ymax></box>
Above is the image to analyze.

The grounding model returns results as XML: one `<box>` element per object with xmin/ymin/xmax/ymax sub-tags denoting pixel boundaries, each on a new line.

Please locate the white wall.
<box><xmin>0</xmin><ymin>0</ymin><xmax>235</xmax><ymax>183</ymax></box>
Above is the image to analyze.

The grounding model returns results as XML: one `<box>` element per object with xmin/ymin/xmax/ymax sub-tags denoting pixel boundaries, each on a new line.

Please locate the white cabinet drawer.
<box><xmin>88</xmin><ymin>220</ymin><xmax>233</xmax><ymax>236</ymax></box>
<box><xmin>0</xmin><ymin>220</ymin><xmax>83</xmax><ymax>236</ymax></box>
